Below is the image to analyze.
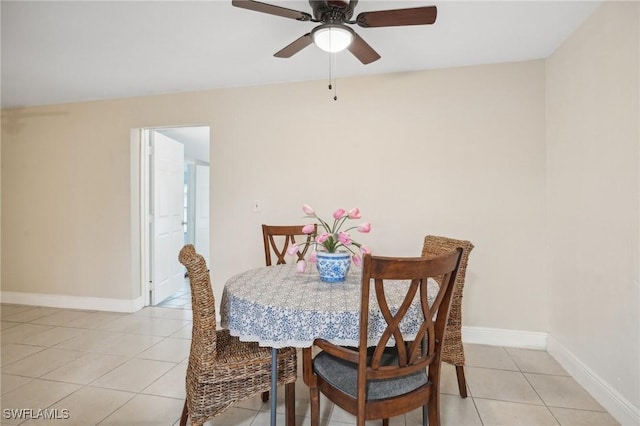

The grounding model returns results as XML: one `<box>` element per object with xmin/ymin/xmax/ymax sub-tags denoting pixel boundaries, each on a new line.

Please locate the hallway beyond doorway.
<box><xmin>156</xmin><ymin>280</ymin><xmax>191</xmax><ymax>309</ymax></box>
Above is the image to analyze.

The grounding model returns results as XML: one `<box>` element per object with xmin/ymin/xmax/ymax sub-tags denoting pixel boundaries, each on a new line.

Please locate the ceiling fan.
<box><xmin>231</xmin><ymin>0</ymin><xmax>437</xmax><ymax>64</ymax></box>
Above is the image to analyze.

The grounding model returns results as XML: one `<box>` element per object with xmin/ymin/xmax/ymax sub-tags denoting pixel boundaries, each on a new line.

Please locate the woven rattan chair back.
<box><xmin>303</xmin><ymin>250</ymin><xmax>463</xmax><ymax>426</ymax></box>
<box><xmin>178</xmin><ymin>245</ymin><xmax>297</xmax><ymax>426</ymax></box>
<box><xmin>179</xmin><ymin>244</ymin><xmax>217</xmax><ymax>368</ymax></box>
<box><xmin>262</xmin><ymin>224</ymin><xmax>316</xmax><ymax>266</ymax></box>
<box><xmin>421</xmin><ymin>235</ymin><xmax>474</xmax><ymax>398</ymax></box>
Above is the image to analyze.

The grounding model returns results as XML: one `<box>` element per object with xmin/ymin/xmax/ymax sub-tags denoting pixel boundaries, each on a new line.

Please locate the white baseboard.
<box><xmin>0</xmin><ymin>291</ymin><xmax>145</xmax><ymax>313</ymax></box>
<box><xmin>547</xmin><ymin>335</ymin><xmax>640</xmax><ymax>426</ymax></box>
<box><xmin>465</xmin><ymin>327</ymin><xmax>639</xmax><ymax>425</ymax></box>
<box><xmin>462</xmin><ymin>325</ymin><xmax>548</xmax><ymax>349</ymax></box>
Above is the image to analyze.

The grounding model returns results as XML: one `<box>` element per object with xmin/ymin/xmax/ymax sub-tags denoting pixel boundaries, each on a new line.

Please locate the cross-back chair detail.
<box><xmin>262</xmin><ymin>224</ymin><xmax>316</xmax><ymax>266</ymax></box>
<box><xmin>303</xmin><ymin>250</ymin><xmax>463</xmax><ymax>426</ymax></box>
<box><xmin>178</xmin><ymin>244</ymin><xmax>297</xmax><ymax>426</ymax></box>
<box><xmin>421</xmin><ymin>235</ymin><xmax>474</xmax><ymax>398</ymax></box>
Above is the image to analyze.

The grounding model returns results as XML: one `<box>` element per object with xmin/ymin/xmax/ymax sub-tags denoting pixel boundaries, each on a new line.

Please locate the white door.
<box><xmin>151</xmin><ymin>131</ymin><xmax>185</xmax><ymax>305</ymax></box>
<box><xmin>194</xmin><ymin>164</ymin><xmax>210</xmax><ymax>267</ymax></box>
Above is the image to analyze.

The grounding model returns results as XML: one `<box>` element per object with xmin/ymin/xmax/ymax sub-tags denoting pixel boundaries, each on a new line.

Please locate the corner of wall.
<box><xmin>547</xmin><ymin>335</ymin><xmax>640</xmax><ymax>426</ymax></box>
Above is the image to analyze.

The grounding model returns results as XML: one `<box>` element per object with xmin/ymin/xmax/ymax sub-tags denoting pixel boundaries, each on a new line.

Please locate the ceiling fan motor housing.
<box><xmin>309</xmin><ymin>0</ymin><xmax>357</xmax><ymax>23</ymax></box>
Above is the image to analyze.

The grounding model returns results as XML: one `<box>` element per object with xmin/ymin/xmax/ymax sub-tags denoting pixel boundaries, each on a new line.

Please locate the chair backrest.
<box><xmin>421</xmin><ymin>235</ymin><xmax>473</xmax><ymax>290</ymax></box>
<box><xmin>358</xmin><ymin>250</ymin><xmax>462</xmax><ymax>399</ymax></box>
<box><xmin>178</xmin><ymin>244</ymin><xmax>217</xmax><ymax>363</ymax></box>
<box><xmin>262</xmin><ymin>224</ymin><xmax>316</xmax><ymax>266</ymax></box>
<box><xmin>420</xmin><ymin>235</ymin><xmax>473</xmax><ymax>367</ymax></box>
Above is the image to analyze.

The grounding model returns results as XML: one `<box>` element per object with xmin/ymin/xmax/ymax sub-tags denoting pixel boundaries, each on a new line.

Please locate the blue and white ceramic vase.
<box><xmin>316</xmin><ymin>251</ymin><xmax>351</xmax><ymax>283</ymax></box>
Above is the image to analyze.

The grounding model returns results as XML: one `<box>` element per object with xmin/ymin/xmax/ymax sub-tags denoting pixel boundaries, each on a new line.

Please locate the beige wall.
<box><xmin>546</xmin><ymin>0</ymin><xmax>639</xmax><ymax>415</ymax></box>
<box><xmin>1</xmin><ymin>60</ymin><xmax>548</xmax><ymax>331</ymax></box>
<box><xmin>3</xmin><ymin>3</ymin><xmax>639</xmax><ymax>419</ymax></box>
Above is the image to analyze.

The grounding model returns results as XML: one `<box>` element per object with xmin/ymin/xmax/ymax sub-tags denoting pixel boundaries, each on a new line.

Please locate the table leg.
<box><xmin>271</xmin><ymin>347</ymin><xmax>277</xmax><ymax>426</ymax></box>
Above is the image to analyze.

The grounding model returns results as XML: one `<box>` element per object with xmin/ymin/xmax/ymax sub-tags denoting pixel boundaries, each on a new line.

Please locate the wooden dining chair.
<box><xmin>421</xmin><ymin>235</ymin><xmax>474</xmax><ymax>398</ymax></box>
<box><xmin>302</xmin><ymin>250</ymin><xmax>463</xmax><ymax>426</ymax></box>
<box><xmin>178</xmin><ymin>244</ymin><xmax>297</xmax><ymax>426</ymax></box>
<box><xmin>262</xmin><ymin>224</ymin><xmax>316</xmax><ymax>266</ymax></box>
<box><xmin>260</xmin><ymin>224</ymin><xmax>316</xmax><ymax>402</ymax></box>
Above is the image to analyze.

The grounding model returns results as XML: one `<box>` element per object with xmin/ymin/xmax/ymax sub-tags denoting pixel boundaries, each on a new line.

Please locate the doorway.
<box><xmin>136</xmin><ymin>126</ymin><xmax>210</xmax><ymax>307</ymax></box>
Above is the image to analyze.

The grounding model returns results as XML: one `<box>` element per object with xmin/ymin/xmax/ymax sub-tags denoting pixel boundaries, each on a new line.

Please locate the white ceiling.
<box><xmin>1</xmin><ymin>0</ymin><xmax>601</xmax><ymax>109</ymax></box>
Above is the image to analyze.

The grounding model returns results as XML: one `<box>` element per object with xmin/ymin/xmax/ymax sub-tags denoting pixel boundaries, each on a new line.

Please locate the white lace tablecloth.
<box><xmin>220</xmin><ymin>264</ymin><xmax>439</xmax><ymax>349</ymax></box>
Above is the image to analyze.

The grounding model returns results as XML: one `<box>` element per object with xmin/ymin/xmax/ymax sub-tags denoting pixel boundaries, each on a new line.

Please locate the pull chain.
<box><xmin>328</xmin><ymin>51</ymin><xmax>332</xmax><ymax>91</ymax></box>
<box><xmin>328</xmin><ymin>53</ymin><xmax>338</xmax><ymax>101</ymax></box>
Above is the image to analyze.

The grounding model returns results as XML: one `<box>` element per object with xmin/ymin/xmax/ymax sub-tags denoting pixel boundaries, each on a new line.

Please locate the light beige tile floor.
<box><xmin>0</xmin><ymin>301</ymin><xmax>620</xmax><ymax>426</ymax></box>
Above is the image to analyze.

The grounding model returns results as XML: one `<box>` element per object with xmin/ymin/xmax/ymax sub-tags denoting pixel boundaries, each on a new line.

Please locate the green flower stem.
<box><xmin>303</xmin><ymin>211</ymin><xmax>364</xmax><ymax>255</ymax></box>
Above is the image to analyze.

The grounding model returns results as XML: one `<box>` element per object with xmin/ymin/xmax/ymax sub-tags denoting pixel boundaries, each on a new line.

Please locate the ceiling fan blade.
<box><xmin>232</xmin><ymin>0</ymin><xmax>312</xmax><ymax>21</ymax></box>
<box><xmin>347</xmin><ymin>33</ymin><xmax>380</xmax><ymax>64</ymax></box>
<box><xmin>274</xmin><ymin>33</ymin><xmax>313</xmax><ymax>58</ymax></box>
<box><xmin>356</xmin><ymin>6</ymin><xmax>437</xmax><ymax>28</ymax></box>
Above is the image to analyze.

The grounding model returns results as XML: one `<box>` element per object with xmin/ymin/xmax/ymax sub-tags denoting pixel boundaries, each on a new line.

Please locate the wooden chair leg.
<box><xmin>310</xmin><ymin>386</ymin><xmax>320</xmax><ymax>426</ymax></box>
<box><xmin>428</xmin><ymin>391</ymin><xmax>441</xmax><ymax>426</ymax></box>
<box><xmin>455</xmin><ymin>365</ymin><xmax>468</xmax><ymax>398</ymax></box>
<box><xmin>383</xmin><ymin>418</ymin><xmax>389</xmax><ymax>426</ymax></box>
<box><xmin>285</xmin><ymin>381</ymin><xmax>296</xmax><ymax>426</ymax></box>
<box><xmin>261</xmin><ymin>391</ymin><xmax>269</xmax><ymax>402</ymax></box>
<box><xmin>179</xmin><ymin>401</ymin><xmax>188</xmax><ymax>426</ymax></box>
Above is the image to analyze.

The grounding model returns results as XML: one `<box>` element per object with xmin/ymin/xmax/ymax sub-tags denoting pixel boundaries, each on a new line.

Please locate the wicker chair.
<box><xmin>421</xmin><ymin>235</ymin><xmax>474</xmax><ymax>398</ymax></box>
<box><xmin>262</xmin><ymin>224</ymin><xmax>316</xmax><ymax>266</ymax></box>
<box><xmin>303</xmin><ymin>251</ymin><xmax>463</xmax><ymax>426</ymax></box>
<box><xmin>178</xmin><ymin>244</ymin><xmax>297</xmax><ymax>426</ymax></box>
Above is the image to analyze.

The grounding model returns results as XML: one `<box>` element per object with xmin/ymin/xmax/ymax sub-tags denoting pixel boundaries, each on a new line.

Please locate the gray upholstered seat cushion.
<box><xmin>313</xmin><ymin>349</ymin><xmax>429</xmax><ymax>401</ymax></box>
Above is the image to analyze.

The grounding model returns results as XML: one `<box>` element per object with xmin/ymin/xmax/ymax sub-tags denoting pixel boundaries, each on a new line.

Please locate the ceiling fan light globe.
<box><xmin>312</xmin><ymin>25</ymin><xmax>354</xmax><ymax>53</ymax></box>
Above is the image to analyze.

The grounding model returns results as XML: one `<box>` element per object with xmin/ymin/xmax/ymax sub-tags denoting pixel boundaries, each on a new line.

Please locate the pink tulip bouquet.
<box><xmin>288</xmin><ymin>204</ymin><xmax>371</xmax><ymax>273</ymax></box>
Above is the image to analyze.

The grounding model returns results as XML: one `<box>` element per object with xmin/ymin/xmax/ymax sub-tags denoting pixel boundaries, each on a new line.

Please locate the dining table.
<box><xmin>219</xmin><ymin>263</ymin><xmax>439</xmax><ymax>426</ymax></box>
